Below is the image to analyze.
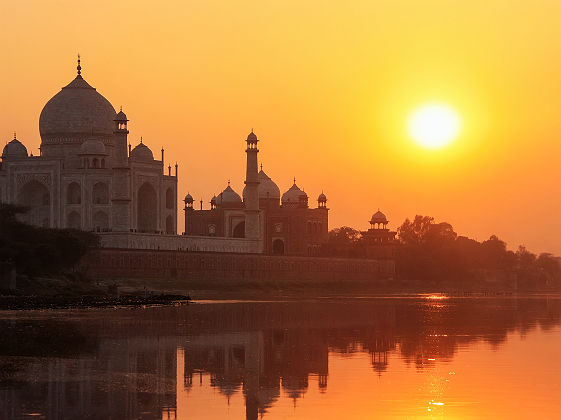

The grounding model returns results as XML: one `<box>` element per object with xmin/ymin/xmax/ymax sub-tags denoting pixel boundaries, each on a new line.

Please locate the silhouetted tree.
<box><xmin>394</xmin><ymin>215</ymin><xmax>559</xmax><ymax>289</ymax></box>
<box><xmin>0</xmin><ymin>204</ymin><xmax>99</xmax><ymax>277</ymax></box>
<box><xmin>396</xmin><ymin>216</ymin><xmax>460</xmax><ymax>283</ymax></box>
<box><xmin>321</xmin><ymin>227</ymin><xmax>366</xmax><ymax>258</ymax></box>
<box><xmin>537</xmin><ymin>253</ymin><xmax>559</xmax><ymax>276</ymax></box>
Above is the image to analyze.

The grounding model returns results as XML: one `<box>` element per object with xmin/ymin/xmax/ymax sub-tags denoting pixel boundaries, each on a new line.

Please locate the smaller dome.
<box><xmin>130</xmin><ymin>140</ymin><xmax>154</xmax><ymax>161</ymax></box>
<box><xmin>2</xmin><ymin>136</ymin><xmax>28</xmax><ymax>159</ymax></box>
<box><xmin>79</xmin><ymin>137</ymin><xmax>107</xmax><ymax>155</ymax></box>
<box><xmin>184</xmin><ymin>193</ymin><xmax>193</xmax><ymax>203</ymax></box>
<box><xmin>370</xmin><ymin>210</ymin><xmax>388</xmax><ymax>224</ymax></box>
<box><xmin>243</xmin><ymin>169</ymin><xmax>281</xmax><ymax>200</ymax></box>
<box><xmin>318</xmin><ymin>192</ymin><xmax>327</xmax><ymax>202</ymax></box>
<box><xmin>216</xmin><ymin>185</ymin><xmax>242</xmax><ymax>206</ymax></box>
<box><xmin>257</xmin><ymin>170</ymin><xmax>280</xmax><ymax>199</ymax></box>
<box><xmin>247</xmin><ymin>131</ymin><xmax>258</xmax><ymax>142</ymax></box>
<box><xmin>210</xmin><ymin>195</ymin><xmax>217</xmax><ymax>204</ymax></box>
<box><xmin>282</xmin><ymin>182</ymin><xmax>308</xmax><ymax>205</ymax></box>
<box><xmin>115</xmin><ymin>109</ymin><xmax>128</xmax><ymax>121</ymax></box>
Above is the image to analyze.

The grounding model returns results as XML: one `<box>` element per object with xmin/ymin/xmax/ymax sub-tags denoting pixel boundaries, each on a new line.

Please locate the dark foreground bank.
<box><xmin>0</xmin><ymin>276</ymin><xmax>191</xmax><ymax>310</ymax></box>
<box><xmin>0</xmin><ymin>294</ymin><xmax>191</xmax><ymax>310</ymax></box>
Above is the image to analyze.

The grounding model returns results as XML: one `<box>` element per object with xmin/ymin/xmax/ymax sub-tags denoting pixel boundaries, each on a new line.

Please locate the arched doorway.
<box><xmin>232</xmin><ymin>221</ymin><xmax>245</xmax><ymax>238</ymax></box>
<box><xmin>165</xmin><ymin>215</ymin><xmax>174</xmax><ymax>234</ymax></box>
<box><xmin>137</xmin><ymin>183</ymin><xmax>157</xmax><ymax>233</ymax></box>
<box><xmin>272</xmin><ymin>239</ymin><xmax>285</xmax><ymax>255</ymax></box>
<box><xmin>67</xmin><ymin>182</ymin><xmax>81</xmax><ymax>204</ymax></box>
<box><xmin>166</xmin><ymin>188</ymin><xmax>174</xmax><ymax>209</ymax></box>
<box><xmin>92</xmin><ymin>182</ymin><xmax>109</xmax><ymax>204</ymax></box>
<box><xmin>93</xmin><ymin>211</ymin><xmax>109</xmax><ymax>232</ymax></box>
<box><xmin>18</xmin><ymin>180</ymin><xmax>50</xmax><ymax>227</ymax></box>
<box><xmin>67</xmin><ymin>211</ymin><xmax>81</xmax><ymax>229</ymax></box>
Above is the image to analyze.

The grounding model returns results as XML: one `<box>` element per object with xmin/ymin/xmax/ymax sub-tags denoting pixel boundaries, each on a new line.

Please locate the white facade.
<box><xmin>0</xmin><ymin>59</ymin><xmax>178</xmax><ymax>234</ymax></box>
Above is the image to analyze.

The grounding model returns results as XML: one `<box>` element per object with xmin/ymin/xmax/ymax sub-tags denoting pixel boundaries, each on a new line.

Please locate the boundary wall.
<box><xmin>98</xmin><ymin>232</ymin><xmax>261</xmax><ymax>254</ymax></box>
<box><xmin>80</xmin><ymin>248</ymin><xmax>395</xmax><ymax>282</ymax></box>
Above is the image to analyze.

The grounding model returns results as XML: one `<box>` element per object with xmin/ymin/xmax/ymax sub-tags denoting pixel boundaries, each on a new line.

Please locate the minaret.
<box><xmin>113</xmin><ymin>106</ymin><xmax>129</xmax><ymax>167</ymax></box>
<box><xmin>244</xmin><ymin>131</ymin><xmax>260</xmax><ymax>240</ymax></box>
<box><xmin>112</xmin><ymin>106</ymin><xmax>132</xmax><ymax>231</ymax></box>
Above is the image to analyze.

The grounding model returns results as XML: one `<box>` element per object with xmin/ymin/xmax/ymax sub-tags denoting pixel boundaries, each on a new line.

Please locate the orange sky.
<box><xmin>1</xmin><ymin>0</ymin><xmax>561</xmax><ymax>254</ymax></box>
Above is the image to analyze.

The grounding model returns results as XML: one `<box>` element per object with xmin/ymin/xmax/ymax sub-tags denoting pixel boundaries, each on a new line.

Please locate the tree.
<box><xmin>322</xmin><ymin>227</ymin><xmax>364</xmax><ymax>258</ymax></box>
<box><xmin>397</xmin><ymin>216</ymin><xmax>434</xmax><ymax>246</ymax></box>
<box><xmin>0</xmin><ymin>204</ymin><xmax>99</xmax><ymax>277</ymax></box>
<box><xmin>537</xmin><ymin>253</ymin><xmax>560</xmax><ymax>276</ymax></box>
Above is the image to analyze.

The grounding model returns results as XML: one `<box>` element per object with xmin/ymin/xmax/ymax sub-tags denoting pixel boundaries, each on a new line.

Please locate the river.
<box><xmin>1</xmin><ymin>295</ymin><xmax>560</xmax><ymax>419</ymax></box>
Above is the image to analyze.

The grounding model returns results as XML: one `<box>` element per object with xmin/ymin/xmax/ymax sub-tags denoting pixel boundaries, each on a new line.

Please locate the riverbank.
<box><xmin>0</xmin><ymin>276</ymin><xmax>190</xmax><ymax>310</ymax></box>
<box><xmin>0</xmin><ymin>294</ymin><xmax>191</xmax><ymax>310</ymax></box>
<box><xmin>111</xmin><ymin>275</ymin><xmax>556</xmax><ymax>300</ymax></box>
<box><xmin>3</xmin><ymin>274</ymin><xmax>558</xmax><ymax>310</ymax></box>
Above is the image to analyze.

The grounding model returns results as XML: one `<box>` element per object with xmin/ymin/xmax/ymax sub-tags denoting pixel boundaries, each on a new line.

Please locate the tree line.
<box><xmin>322</xmin><ymin>215</ymin><xmax>560</xmax><ymax>288</ymax></box>
<box><xmin>0</xmin><ymin>204</ymin><xmax>99</xmax><ymax>278</ymax></box>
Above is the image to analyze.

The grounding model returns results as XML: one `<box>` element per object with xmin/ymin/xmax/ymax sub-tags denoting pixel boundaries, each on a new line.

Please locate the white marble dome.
<box><xmin>114</xmin><ymin>109</ymin><xmax>128</xmax><ymax>122</ymax></box>
<box><xmin>243</xmin><ymin>169</ymin><xmax>280</xmax><ymax>200</ymax></box>
<box><xmin>281</xmin><ymin>182</ymin><xmax>307</xmax><ymax>204</ymax></box>
<box><xmin>216</xmin><ymin>185</ymin><xmax>242</xmax><ymax>205</ymax></box>
<box><xmin>79</xmin><ymin>137</ymin><xmax>107</xmax><ymax>155</ymax></box>
<box><xmin>370</xmin><ymin>210</ymin><xmax>387</xmax><ymax>224</ymax></box>
<box><xmin>2</xmin><ymin>137</ymin><xmax>28</xmax><ymax>159</ymax></box>
<box><xmin>130</xmin><ymin>141</ymin><xmax>154</xmax><ymax>161</ymax></box>
<box><xmin>39</xmin><ymin>72</ymin><xmax>116</xmax><ymax>142</ymax></box>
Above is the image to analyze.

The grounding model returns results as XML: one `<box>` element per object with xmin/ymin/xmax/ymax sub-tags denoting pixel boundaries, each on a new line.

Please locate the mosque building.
<box><xmin>0</xmin><ymin>57</ymin><xmax>178</xmax><ymax>234</ymax></box>
<box><xmin>184</xmin><ymin>131</ymin><xmax>329</xmax><ymax>256</ymax></box>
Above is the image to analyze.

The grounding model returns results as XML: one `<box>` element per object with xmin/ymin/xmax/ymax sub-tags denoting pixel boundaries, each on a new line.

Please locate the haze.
<box><xmin>1</xmin><ymin>0</ymin><xmax>560</xmax><ymax>254</ymax></box>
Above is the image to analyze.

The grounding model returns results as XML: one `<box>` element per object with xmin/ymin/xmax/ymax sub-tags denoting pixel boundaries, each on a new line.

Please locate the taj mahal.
<box><xmin>0</xmin><ymin>58</ymin><xmax>396</xmax><ymax>257</ymax></box>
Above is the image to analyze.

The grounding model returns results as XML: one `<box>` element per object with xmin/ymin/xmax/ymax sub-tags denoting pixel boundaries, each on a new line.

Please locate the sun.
<box><xmin>408</xmin><ymin>103</ymin><xmax>461</xmax><ymax>149</ymax></box>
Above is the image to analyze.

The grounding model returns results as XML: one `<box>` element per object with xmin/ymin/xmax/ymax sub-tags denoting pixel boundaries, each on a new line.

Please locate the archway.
<box><xmin>165</xmin><ymin>215</ymin><xmax>174</xmax><ymax>234</ymax></box>
<box><xmin>233</xmin><ymin>221</ymin><xmax>245</xmax><ymax>238</ymax></box>
<box><xmin>272</xmin><ymin>239</ymin><xmax>285</xmax><ymax>255</ymax></box>
<box><xmin>137</xmin><ymin>182</ymin><xmax>157</xmax><ymax>233</ymax></box>
<box><xmin>67</xmin><ymin>182</ymin><xmax>81</xmax><ymax>204</ymax></box>
<box><xmin>67</xmin><ymin>211</ymin><xmax>81</xmax><ymax>229</ymax></box>
<box><xmin>92</xmin><ymin>182</ymin><xmax>109</xmax><ymax>204</ymax></box>
<box><xmin>93</xmin><ymin>211</ymin><xmax>109</xmax><ymax>232</ymax></box>
<box><xmin>17</xmin><ymin>180</ymin><xmax>50</xmax><ymax>227</ymax></box>
<box><xmin>166</xmin><ymin>188</ymin><xmax>174</xmax><ymax>209</ymax></box>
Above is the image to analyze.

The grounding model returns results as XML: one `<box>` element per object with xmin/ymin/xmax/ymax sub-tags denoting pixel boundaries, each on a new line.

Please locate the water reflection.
<box><xmin>0</xmin><ymin>297</ymin><xmax>560</xmax><ymax>419</ymax></box>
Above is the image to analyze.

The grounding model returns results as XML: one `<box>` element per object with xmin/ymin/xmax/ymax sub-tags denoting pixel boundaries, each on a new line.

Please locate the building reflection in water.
<box><xmin>0</xmin><ymin>297</ymin><xmax>560</xmax><ymax>419</ymax></box>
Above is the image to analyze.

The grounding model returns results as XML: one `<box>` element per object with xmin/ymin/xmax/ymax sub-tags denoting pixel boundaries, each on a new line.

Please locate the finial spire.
<box><xmin>260</xmin><ymin>163</ymin><xmax>263</xmax><ymax>171</ymax></box>
<box><xmin>13</xmin><ymin>131</ymin><xmax>16</xmax><ymax>140</ymax></box>
<box><xmin>77</xmin><ymin>54</ymin><xmax>82</xmax><ymax>76</ymax></box>
<box><xmin>293</xmin><ymin>177</ymin><xmax>296</xmax><ymax>184</ymax></box>
<box><xmin>228</xmin><ymin>179</ymin><xmax>230</xmax><ymax>186</ymax></box>
<box><xmin>120</xmin><ymin>105</ymin><xmax>123</xmax><ymax>112</ymax></box>
<box><xmin>140</xmin><ymin>136</ymin><xmax>143</xmax><ymax>144</ymax></box>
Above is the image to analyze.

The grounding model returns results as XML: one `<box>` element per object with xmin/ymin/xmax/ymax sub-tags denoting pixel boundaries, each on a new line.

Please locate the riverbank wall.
<box><xmin>78</xmin><ymin>248</ymin><xmax>395</xmax><ymax>283</ymax></box>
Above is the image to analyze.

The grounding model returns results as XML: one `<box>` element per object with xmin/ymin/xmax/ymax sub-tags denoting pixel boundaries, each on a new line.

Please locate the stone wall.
<box><xmin>79</xmin><ymin>248</ymin><xmax>395</xmax><ymax>282</ymax></box>
<box><xmin>98</xmin><ymin>232</ymin><xmax>261</xmax><ymax>253</ymax></box>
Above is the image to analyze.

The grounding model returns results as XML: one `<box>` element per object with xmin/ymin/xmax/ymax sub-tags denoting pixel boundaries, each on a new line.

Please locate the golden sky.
<box><xmin>1</xmin><ymin>0</ymin><xmax>561</xmax><ymax>254</ymax></box>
